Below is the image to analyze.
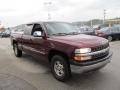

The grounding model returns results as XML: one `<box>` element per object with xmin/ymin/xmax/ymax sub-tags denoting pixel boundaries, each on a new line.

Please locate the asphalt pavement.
<box><xmin>0</xmin><ymin>38</ymin><xmax>120</xmax><ymax>90</ymax></box>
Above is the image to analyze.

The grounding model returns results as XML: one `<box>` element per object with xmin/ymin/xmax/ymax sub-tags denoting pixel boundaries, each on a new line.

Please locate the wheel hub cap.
<box><xmin>54</xmin><ymin>61</ymin><xmax>64</xmax><ymax>76</ymax></box>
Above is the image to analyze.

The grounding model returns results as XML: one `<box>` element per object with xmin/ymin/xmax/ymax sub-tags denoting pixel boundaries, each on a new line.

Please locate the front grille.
<box><xmin>78</xmin><ymin>43</ymin><xmax>110</xmax><ymax>63</ymax></box>
<box><xmin>91</xmin><ymin>43</ymin><xmax>109</xmax><ymax>60</ymax></box>
<box><xmin>92</xmin><ymin>50</ymin><xmax>109</xmax><ymax>60</ymax></box>
<box><xmin>92</xmin><ymin>43</ymin><xmax>109</xmax><ymax>52</ymax></box>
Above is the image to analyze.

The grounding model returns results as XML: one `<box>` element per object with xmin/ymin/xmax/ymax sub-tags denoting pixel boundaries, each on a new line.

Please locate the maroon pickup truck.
<box><xmin>11</xmin><ymin>22</ymin><xmax>112</xmax><ymax>81</ymax></box>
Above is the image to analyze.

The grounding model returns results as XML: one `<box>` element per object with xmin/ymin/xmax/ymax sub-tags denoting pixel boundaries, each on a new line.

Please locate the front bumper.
<box><xmin>70</xmin><ymin>52</ymin><xmax>112</xmax><ymax>73</ymax></box>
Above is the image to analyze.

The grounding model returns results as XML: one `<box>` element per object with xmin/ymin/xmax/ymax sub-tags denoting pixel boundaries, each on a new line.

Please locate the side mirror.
<box><xmin>33</xmin><ymin>31</ymin><xmax>42</xmax><ymax>37</ymax></box>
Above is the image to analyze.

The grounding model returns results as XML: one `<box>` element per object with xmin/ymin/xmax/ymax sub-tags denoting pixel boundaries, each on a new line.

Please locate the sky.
<box><xmin>0</xmin><ymin>0</ymin><xmax>120</xmax><ymax>27</ymax></box>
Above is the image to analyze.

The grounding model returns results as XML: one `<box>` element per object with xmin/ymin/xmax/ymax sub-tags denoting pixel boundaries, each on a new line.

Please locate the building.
<box><xmin>105</xmin><ymin>19</ymin><xmax>120</xmax><ymax>27</ymax></box>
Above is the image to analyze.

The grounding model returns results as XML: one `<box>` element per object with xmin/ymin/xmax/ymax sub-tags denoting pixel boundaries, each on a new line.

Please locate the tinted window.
<box><xmin>12</xmin><ymin>25</ymin><xmax>25</xmax><ymax>34</ymax></box>
<box><xmin>99</xmin><ymin>27</ymin><xmax>112</xmax><ymax>34</ymax></box>
<box><xmin>113</xmin><ymin>26</ymin><xmax>120</xmax><ymax>33</ymax></box>
<box><xmin>14</xmin><ymin>25</ymin><xmax>24</xmax><ymax>32</ymax></box>
<box><xmin>99</xmin><ymin>27</ymin><xmax>109</xmax><ymax>31</ymax></box>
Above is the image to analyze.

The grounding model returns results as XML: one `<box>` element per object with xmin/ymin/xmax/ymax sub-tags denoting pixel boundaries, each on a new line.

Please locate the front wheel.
<box><xmin>107</xmin><ymin>36</ymin><xmax>113</xmax><ymax>41</ymax></box>
<box><xmin>51</xmin><ymin>55</ymin><xmax>71</xmax><ymax>82</ymax></box>
<box><xmin>13</xmin><ymin>44</ymin><xmax>22</xmax><ymax>57</ymax></box>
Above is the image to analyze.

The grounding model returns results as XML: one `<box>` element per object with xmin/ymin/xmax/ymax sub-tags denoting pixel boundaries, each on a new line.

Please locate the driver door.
<box><xmin>30</xmin><ymin>24</ymin><xmax>47</xmax><ymax>58</ymax></box>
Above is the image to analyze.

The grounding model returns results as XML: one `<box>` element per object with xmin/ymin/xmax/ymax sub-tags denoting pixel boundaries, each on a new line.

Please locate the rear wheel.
<box><xmin>51</xmin><ymin>55</ymin><xmax>71</xmax><ymax>81</ymax></box>
<box><xmin>13</xmin><ymin>44</ymin><xmax>22</xmax><ymax>57</ymax></box>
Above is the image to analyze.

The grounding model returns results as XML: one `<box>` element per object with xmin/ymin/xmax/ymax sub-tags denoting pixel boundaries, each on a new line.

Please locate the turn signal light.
<box><xmin>74</xmin><ymin>56</ymin><xmax>91</xmax><ymax>61</ymax></box>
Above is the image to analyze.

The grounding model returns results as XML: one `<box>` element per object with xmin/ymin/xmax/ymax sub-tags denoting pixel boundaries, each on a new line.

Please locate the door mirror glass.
<box><xmin>33</xmin><ymin>31</ymin><xmax>42</xmax><ymax>37</ymax></box>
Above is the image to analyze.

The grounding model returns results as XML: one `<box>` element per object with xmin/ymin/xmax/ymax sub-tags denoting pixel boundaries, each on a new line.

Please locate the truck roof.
<box><xmin>26</xmin><ymin>21</ymin><xmax>71</xmax><ymax>25</ymax></box>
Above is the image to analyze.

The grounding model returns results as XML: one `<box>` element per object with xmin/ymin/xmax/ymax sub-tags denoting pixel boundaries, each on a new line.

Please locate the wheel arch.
<box><xmin>48</xmin><ymin>49</ymin><xmax>70</xmax><ymax>63</ymax></box>
<box><xmin>12</xmin><ymin>39</ymin><xmax>18</xmax><ymax>45</ymax></box>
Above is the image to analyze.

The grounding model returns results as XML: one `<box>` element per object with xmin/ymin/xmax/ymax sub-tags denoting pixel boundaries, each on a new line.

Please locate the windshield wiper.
<box><xmin>52</xmin><ymin>33</ymin><xmax>68</xmax><ymax>36</ymax></box>
<box><xmin>52</xmin><ymin>32</ymin><xmax>80</xmax><ymax>36</ymax></box>
<box><xmin>67</xmin><ymin>32</ymin><xmax>80</xmax><ymax>35</ymax></box>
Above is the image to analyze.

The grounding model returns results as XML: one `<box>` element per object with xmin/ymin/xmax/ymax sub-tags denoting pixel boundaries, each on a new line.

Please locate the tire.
<box><xmin>107</xmin><ymin>36</ymin><xmax>113</xmax><ymax>41</ymax></box>
<box><xmin>51</xmin><ymin>55</ymin><xmax>71</xmax><ymax>82</ymax></box>
<box><xmin>13</xmin><ymin>44</ymin><xmax>22</xmax><ymax>57</ymax></box>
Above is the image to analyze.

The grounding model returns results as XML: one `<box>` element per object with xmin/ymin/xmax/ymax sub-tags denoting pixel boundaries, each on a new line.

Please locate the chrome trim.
<box><xmin>70</xmin><ymin>56</ymin><xmax>111</xmax><ymax>73</ymax></box>
<box><xmin>75</xmin><ymin>47</ymin><xmax>109</xmax><ymax>56</ymax></box>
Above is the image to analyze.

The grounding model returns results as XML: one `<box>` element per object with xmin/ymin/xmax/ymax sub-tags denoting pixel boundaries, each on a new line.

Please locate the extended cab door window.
<box><xmin>24</xmin><ymin>24</ymin><xmax>34</xmax><ymax>35</ymax></box>
<box><xmin>22</xmin><ymin>24</ymin><xmax>34</xmax><ymax>53</ymax></box>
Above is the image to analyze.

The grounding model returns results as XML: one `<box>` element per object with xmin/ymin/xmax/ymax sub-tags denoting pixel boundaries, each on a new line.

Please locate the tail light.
<box><xmin>97</xmin><ymin>31</ymin><xmax>104</xmax><ymax>36</ymax></box>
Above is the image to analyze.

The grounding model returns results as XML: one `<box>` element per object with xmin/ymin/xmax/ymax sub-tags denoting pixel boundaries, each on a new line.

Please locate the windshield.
<box><xmin>99</xmin><ymin>27</ymin><xmax>110</xmax><ymax>31</ymax></box>
<box><xmin>45</xmin><ymin>22</ymin><xmax>80</xmax><ymax>36</ymax></box>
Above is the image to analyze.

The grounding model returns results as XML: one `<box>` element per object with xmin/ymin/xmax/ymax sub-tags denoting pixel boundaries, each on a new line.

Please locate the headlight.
<box><xmin>75</xmin><ymin>48</ymin><xmax>91</xmax><ymax>54</ymax></box>
<box><xmin>74</xmin><ymin>48</ymin><xmax>91</xmax><ymax>61</ymax></box>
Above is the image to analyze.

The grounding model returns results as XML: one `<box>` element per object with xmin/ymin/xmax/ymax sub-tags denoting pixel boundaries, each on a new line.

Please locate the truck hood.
<box><xmin>50</xmin><ymin>34</ymin><xmax>108</xmax><ymax>48</ymax></box>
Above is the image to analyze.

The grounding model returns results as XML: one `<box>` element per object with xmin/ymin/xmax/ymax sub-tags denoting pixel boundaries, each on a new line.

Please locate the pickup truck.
<box><xmin>11</xmin><ymin>22</ymin><xmax>112</xmax><ymax>81</ymax></box>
